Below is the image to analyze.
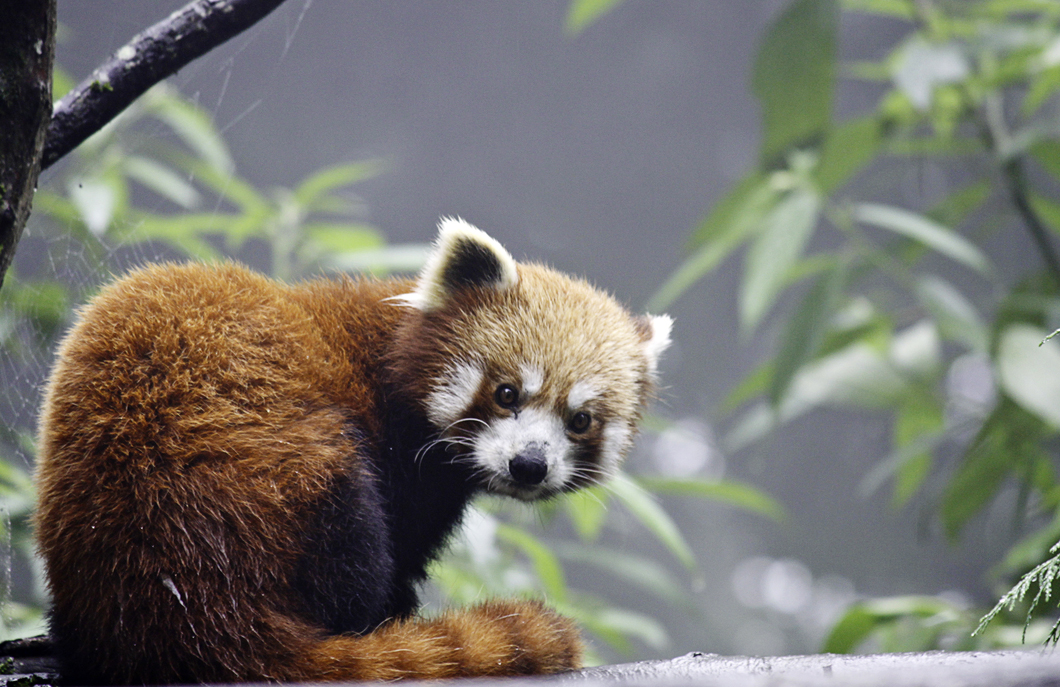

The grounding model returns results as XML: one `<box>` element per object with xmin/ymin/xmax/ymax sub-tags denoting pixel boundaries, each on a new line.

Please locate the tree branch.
<box><xmin>41</xmin><ymin>0</ymin><xmax>288</xmax><ymax>171</ymax></box>
<box><xmin>0</xmin><ymin>0</ymin><xmax>56</xmax><ymax>290</ymax></box>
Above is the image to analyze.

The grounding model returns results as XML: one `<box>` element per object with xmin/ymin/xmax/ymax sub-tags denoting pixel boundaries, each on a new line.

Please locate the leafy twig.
<box><xmin>975</xmin><ymin>540</ymin><xmax>1060</xmax><ymax>643</ymax></box>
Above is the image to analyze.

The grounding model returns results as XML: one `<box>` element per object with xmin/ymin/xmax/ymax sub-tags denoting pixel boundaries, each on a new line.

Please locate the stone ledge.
<box><xmin>2</xmin><ymin>638</ymin><xmax>1060</xmax><ymax>686</ymax></box>
<box><xmin>565</xmin><ymin>650</ymin><xmax>1060</xmax><ymax>686</ymax></box>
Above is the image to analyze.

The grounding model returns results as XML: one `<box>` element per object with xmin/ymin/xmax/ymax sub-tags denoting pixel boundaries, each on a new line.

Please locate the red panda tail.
<box><xmin>291</xmin><ymin>599</ymin><xmax>583</xmax><ymax>681</ymax></box>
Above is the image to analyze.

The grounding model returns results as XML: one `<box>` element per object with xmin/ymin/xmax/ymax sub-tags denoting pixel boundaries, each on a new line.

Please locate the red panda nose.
<box><xmin>509</xmin><ymin>444</ymin><xmax>548</xmax><ymax>485</ymax></box>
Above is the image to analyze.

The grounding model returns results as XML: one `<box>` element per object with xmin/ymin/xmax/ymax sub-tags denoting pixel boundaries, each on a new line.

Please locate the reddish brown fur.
<box><xmin>35</xmin><ymin>262</ymin><xmax>583</xmax><ymax>683</ymax></box>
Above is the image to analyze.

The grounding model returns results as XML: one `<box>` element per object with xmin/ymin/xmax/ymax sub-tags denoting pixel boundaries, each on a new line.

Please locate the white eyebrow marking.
<box><xmin>427</xmin><ymin>361</ymin><xmax>484</xmax><ymax>428</ymax></box>
<box><xmin>520</xmin><ymin>362</ymin><xmax>544</xmax><ymax>397</ymax></box>
<box><xmin>567</xmin><ymin>380</ymin><xmax>600</xmax><ymax>410</ymax></box>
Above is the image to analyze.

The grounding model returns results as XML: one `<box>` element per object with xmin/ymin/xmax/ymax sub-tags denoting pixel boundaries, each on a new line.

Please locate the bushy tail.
<box><xmin>291</xmin><ymin>599</ymin><xmax>583</xmax><ymax>681</ymax></box>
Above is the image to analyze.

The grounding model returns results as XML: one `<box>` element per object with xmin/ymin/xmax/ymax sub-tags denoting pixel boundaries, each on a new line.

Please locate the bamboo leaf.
<box><xmin>553</xmin><ymin>543</ymin><xmax>689</xmax><ymax>608</ymax></box>
<box><xmin>1030</xmin><ymin>139</ymin><xmax>1060</xmax><ymax>180</ymax></box>
<box><xmin>564</xmin><ymin>0</ymin><xmax>624</xmax><ymax>35</ymax></box>
<box><xmin>607</xmin><ymin>473</ymin><xmax>696</xmax><ymax>570</ymax></box>
<box><xmin>814</xmin><ymin>116</ymin><xmax>882</xmax><ymax>194</ymax></box>
<box><xmin>293</xmin><ymin>161</ymin><xmax>381</xmax><ymax>211</ymax></box>
<box><xmin>636</xmin><ymin>476</ymin><xmax>787</xmax><ymax>522</ymax></box>
<box><xmin>146</xmin><ymin>87</ymin><xmax>234</xmax><ymax>174</ymax></box>
<box><xmin>769</xmin><ymin>260</ymin><xmax>846</xmax><ymax>405</ymax></box>
<box><xmin>854</xmin><ymin>203</ymin><xmax>992</xmax><ymax>274</ymax></box>
<box><xmin>840</xmin><ymin>0</ymin><xmax>914</xmax><ymax>18</ymax></box>
<box><xmin>124</xmin><ymin>156</ymin><xmax>201</xmax><ymax>209</ymax></box>
<box><xmin>648</xmin><ymin>175</ymin><xmax>777</xmax><ymax>311</ymax></box>
<box><xmin>915</xmin><ymin>275</ymin><xmax>987</xmax><ymax>354</ymax></box>
<box><xmin>741</xmin><ymin>188</ymin><xmax>821</xmax><ymax>331</ymax></box>
<box><xmin>562</xmin><ymin>486</ymin><xmax>610</xmax><ymax>542</ymax></box>
<box><xmin>753</xmin><ymin>0</ymin><xmax>838</xmax><ymax>164</ymax></box>
<box><xmin>997</xmin><ymin>324</ymin><xmax>1060</xmax><ymax>428</ymax></box>
<box><xmin>495</xmin><ymin>524</ymin><xmax>567</xmax><ymax>603</ymax></box>
<box><xmin>325</xmin><ymin>243</ymin><xmax>431</xmax><ymax>275</ymax></box>
<box><xmin>1029</xmin><ymin>192</ymin><xmax>1060</xmax><ymax>236</ymax></box>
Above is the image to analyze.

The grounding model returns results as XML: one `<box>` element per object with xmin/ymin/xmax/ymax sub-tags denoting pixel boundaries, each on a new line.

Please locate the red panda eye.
<box><xmin>494</xmin><ymin>384</ymin><xmax>519</xmax><ymax>409</ymax></box>
<box><xmin>569</xmin><ymin>411</ymin><xmax>591</xmax><ymax>434</ymax></box>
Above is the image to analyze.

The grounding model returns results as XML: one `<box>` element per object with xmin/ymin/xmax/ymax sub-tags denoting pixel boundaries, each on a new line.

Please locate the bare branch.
<box><xmin>42</xmin><ymin>0</ymin><xmax>288</xmax><ymax>171</ymax></box>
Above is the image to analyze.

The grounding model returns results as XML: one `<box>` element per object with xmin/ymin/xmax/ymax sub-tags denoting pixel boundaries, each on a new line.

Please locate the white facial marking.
<box><xmin>426</xmin><ymin>361</ymin><xmax>484</xmax><ymax>428</ymax></box>
<box><xmin>567</xmin><ymin>379</ymin><xmax>600</xmax><ymax>410</ymax></box>
<box><xmin>520</xmin><ymin>363</ymin><xmax>544</xmax><ymax>397</ymax></box>
<box><xmin>474</xmin><ymin>407</ymin><xmax>571</xmax><ymax>499</ymax></box>
<box><xmin>599</xmin><ymin>422</ymin><xmax>632</xmax><ymax>478</ymax></box>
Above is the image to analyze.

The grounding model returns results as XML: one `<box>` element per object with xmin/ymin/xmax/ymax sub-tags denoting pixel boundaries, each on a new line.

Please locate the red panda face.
<box><xmin>390</xmin><ymin>219</ymin><xmax>671</xmax><ymax>501</ymax></box>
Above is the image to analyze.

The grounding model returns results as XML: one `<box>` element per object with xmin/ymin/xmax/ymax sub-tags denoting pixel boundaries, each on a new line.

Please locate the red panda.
<box><xmin>33</xmin><ymin>218</ymin><xmax>672</xmax><ymax>684</ymax></box>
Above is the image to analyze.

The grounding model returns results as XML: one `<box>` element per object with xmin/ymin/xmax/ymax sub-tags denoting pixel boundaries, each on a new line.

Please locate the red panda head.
<box><xmin>389</xmin><ymin>218</ymin><xmax>671</xmax><ymax>501</ymax></box>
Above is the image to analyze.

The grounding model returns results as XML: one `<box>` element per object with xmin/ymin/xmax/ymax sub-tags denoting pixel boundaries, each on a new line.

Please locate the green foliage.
<box><xmin>645</xmin><ymin>0</ymin><xmax>1060</xmax><ymax>653</ymax></box>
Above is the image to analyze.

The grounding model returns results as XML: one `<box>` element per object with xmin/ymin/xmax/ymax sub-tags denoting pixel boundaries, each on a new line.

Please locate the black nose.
<box><xmin>509</xmin><ymin>444</ymin><xmax>548</xmax><ymax>485</ymax></box>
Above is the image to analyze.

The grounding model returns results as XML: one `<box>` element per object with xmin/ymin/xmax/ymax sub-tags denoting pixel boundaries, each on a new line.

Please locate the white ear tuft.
<box><xmin>399</xmin><ymin>218</ymin><xmax>519</xmax><ymax>311</ymax></box>
<box><xmin>642</xmin><ymin>314</ymin><xmax>673</xmax><ymax>375</ymax></box>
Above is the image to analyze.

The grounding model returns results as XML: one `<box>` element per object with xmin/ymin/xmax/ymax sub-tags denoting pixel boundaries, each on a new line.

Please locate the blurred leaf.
<box><xmin>68</xmin><ymin>177</ymin><xmax>117</xmax><ymax>237</ymax></box>
<box><xmin>124</xmin><ymin>156</ymin><xmax>201</xmax><ymax>209</ymax></box>
<box><xmin>814</xmin><ymin>116</ymin><xmax>883</xmax><ymax>194</ymax></box>
<box><xmin>495</xmin><ymin>524</ymin><xmax>567</xmax><ymax>603</ymax></box>
<box><xmin>1029</xmin><ymin>192</ymin><xmax>1060</xmax><ymax>236</ymax></box>
<box><xmin>687</xmin><ymin>173</ymin><xmax>773</xmax><ymax>250</ymax></box>
<box><xmin>854</xmin><ymin>203</ymin><xmax>992</xmax><ymax>274</ymax></box>
<box><xmin>824</xmin><ymin>596</ymin><xmax>960</xmax><ymax>653</ymax></box>
<box><xmin>1023</xmin><ymin>64</ymin><xmax>1060</xmax><ymax>116</ymax></box>
<box><xmin>891</xmin><ymin>392</ymin><xmax>944</xmax><ymax>506</ymax></box>
<box><xmin>840</xmin><ymin>0</ymin><xmax>914</xmax><ymax>18</ymax></box>
<box><xmin>649</xmin><ymin>175</ymin><xmax>777</xmax><ymax>311</ymax></box>
<box><xmin>637</xmin><ymin>476</ymin><xmax>787</xmax><ymax>522</ymax></box>
<box><xmin>891</xmin><ymin>38</ymin><xmax>970</xmax><ymax>110</ymax></box>
<box><xmin>553</xmin><ymin>542</ymin><xmax>690</xmax><ymax>608</ymax></box>
<box><xmin>607</xmin><ymin>473</ymin><xmax>696</xmax><ymax>570</ymax></box>
<box><xmin>719</xmin><ymin>360</ymin><xmax>774</xmax><ymax>415</ymax></box>
<box><xmin>770</xmin><ymin>259</ymin><xmax>847</xmax><ymax>404</ymax></box>
<box><xmin>590</xmin><ymin>607</ymin><xmax>668</xmax><ymax>650</ymax></box>
<box><xmin>784</xmin><ymin>341</ymin><xmax>908</xmax><ymax>412</ymax></box>
<box><xmin>326</xmin><ymin>243</ymin><xmax>431</xmax><ymax>275</ymax></box>
<box><xmin>889</xmin><ymin>320</ymin><xmax>941</xmax><ymax>380</ymax></box>
<box><xmin>860</xmin><ymin>427</ymin><xmax>945</xmax><ymax>503</ymax></box>
<box><xmin>915</xmin><ymin>275</ymin><xmax>988</xmax><ymax>353</ymax></box>
<box><xmin>997</xmin><ymin>324</ymin><xmax>1060</xmax><ymax>428</ymax></box>
<box><xmin>741</xmin><ymin>187</ymin><xmax>822</xmax><ymax>331</ymax></box>
<box><xmin>146</xmin><ymin>87</ymin><xmax>234</xmax><ymax>174</ymax></box>
<box><xmin>30</xmin><ymin>190</ymin><xmax>81</xmax><ymax>226</ymax></box>
<box><xmin>293</xmin><ymin>161</ymin><xmax>381</xmax><ymax>211</ymax></box>
<box><xmin>940</xmin><ymin>399</ymin><xmax>1046</xmax><ymax>539</ymax></box>
<box><xmin>164</xmin><ymin>150</ymin><xmax>268</xmax><ymax>215</ymax></box>
<box><xmin>925</xmin><ymin>180</ymin><xmax>992</xmax><ymax>229</ymax></box>
<box><xmin>564</xmin><ymin>0</ymin><xmax>624</xmax><ymax>35</ymax></box>
<box><xmin>822</xmin><ymin>605</ymin><xmax>879</xmax><ymax>653</ymax></box>
<box><xmin>1030</xmin><ymin>139</ymin><xmax>1060</xmax><ymax>180</ymax></box>
<box><xmin>303</xmin><ymin>223</ymin><xmax>383</xmax><ymax>253</ymax></box>
<box><xmin>753</xmin><ymin>0</ymin><xmax>838</xmax><ymax>164</ymax></box>
<box><xmin>563</xmin><ymin>486</ymin><xmax>609</xmax><ymax>542</ymax></box>
<box><xmin>995</xmin><ymin>511</ymin><xmax>1060</xmax><ymax>580</ymax></box>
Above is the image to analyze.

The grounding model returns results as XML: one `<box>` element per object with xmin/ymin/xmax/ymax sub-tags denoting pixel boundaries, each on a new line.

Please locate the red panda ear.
<box><xmin>636</xmin><ymin>314</ymin><xmax>673</xmax><ymax>376</ymax></box>
<box><xmin>398</xmin><ymin>218</ymin><xmax>519</xmax><ymax>311</ymax></box>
